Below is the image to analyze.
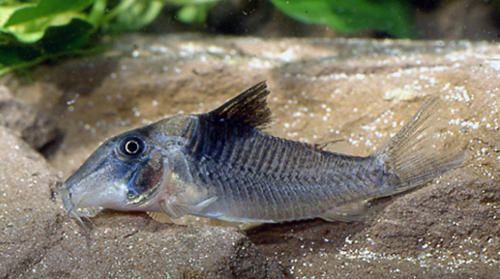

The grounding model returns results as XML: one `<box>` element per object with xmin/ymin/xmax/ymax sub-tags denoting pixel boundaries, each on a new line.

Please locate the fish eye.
<box><xmin>119</xmin><ymin>136</ymin><xmax>145</xmax><ymax>157</ymax></box>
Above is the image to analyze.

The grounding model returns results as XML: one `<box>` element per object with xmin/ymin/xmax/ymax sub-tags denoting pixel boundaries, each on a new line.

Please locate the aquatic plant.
<box><xmin>270</xmin><ymin>0</ymin><xmax>413</xmax><ymax>38</ymax></box>
<box><xmin>0</xmin><ymin>0</ymin><xmax>415</xmax><ymax>75</ymax></box>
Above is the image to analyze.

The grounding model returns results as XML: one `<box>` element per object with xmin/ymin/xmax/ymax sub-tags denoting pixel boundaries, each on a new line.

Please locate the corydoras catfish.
<box><xmin>61</xmin><ymin>82</ymin><xmax>464</xmax><ymax>224</ymax></box>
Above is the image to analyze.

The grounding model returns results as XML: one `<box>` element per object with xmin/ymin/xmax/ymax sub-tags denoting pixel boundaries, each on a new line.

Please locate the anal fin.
<box><xmin>320</xmin><ymin>200</ymin><xmax>370</xmax><ymax>222</ymax></box>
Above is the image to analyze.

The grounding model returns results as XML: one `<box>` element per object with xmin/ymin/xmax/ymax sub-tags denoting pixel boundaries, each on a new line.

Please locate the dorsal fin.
<box><xmin>205</xmin><ymin>81</ymin><xmax>271</xmax><ymax>129</ymax></box>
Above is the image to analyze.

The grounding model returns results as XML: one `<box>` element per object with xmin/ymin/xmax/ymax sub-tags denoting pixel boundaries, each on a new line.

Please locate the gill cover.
<box><xmin>125</xmin><ymin>146</ymin><xmax>165</xmax><ymax>205</ymax></box>
<box><xmin>113</xmin><ymin>133</ymin><xmax>168</xmax><ymax>207</ymax></box>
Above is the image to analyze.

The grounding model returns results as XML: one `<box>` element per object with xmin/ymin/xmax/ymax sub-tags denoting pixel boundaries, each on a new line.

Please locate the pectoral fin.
<box><xmin>157</xmin><ymin>196</ymin><xmax>218</xmax><ymax>219</ymax></box>
<box><xmin>158</xmin><ymin>199</ymin><xmax>191</xmax><ymax>219</ymax></box>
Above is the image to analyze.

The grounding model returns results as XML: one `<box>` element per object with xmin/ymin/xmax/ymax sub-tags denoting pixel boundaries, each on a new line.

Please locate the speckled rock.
<box><xmin>0</xmin><ymin>126</ymin><xmax>61</xmax><ymax>279</ymax></box>
<box><xmin>32</xmin><ymin>214</ymin><xmax>283</xmax><ymax>279</ymax></box>
<box><xmin>247</xmin><ymin>174</ymin><xmax>499</xmax><ymax>278</ymax></box>
<box><xmin>3</xmin><ymin>34</ymin><xmax>499</xmax><ymax>278</ymax></box>
<box><xmin>0</xmin><ymin>86</ymin><xmax>58</xmax><ymax>150</ymax></box>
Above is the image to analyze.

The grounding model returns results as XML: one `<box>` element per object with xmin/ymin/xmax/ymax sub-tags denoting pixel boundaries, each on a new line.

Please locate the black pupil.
<box><xmin>125</xmin><ymin>140</ymin><xmax>139</xmax><ymax>154</ymax></box>
<box><xmin>122</xmin><ymin>137</ymin><xmax>143</xmax><ymax>156</ymax></box>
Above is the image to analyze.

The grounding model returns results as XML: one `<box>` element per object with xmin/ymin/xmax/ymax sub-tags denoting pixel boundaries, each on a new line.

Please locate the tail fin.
<box><xmin>374</xmin><ymin>96</ymin><xmax>465</xmax><ymax>196</ymax></box>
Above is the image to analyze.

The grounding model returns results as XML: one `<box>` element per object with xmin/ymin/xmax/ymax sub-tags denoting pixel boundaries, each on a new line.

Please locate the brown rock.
<box><xmin>0</xmin><ymin>86</ymin><xmax>58</xmax><ymax>150</ymax></box>
<box><xmin>0</xmin><ymin>126</ymin><xmax>61</xmax><ymax>279</ymax></box>
<box><xmin>31</xmin><ymin>213</ymin><xmax>282</xmax><ymax>279</ymax></box>
<box><xmin>367</xmin><ymin>175</ymin><xmax>499</xmax><ymax>258</ymax></box>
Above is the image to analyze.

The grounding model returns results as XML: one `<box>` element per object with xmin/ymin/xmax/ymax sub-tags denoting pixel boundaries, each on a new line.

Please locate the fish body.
<box><xmin>61</xmin><ymin>82</ymin><xmax>463</xmax><ymax>223</ymax></box>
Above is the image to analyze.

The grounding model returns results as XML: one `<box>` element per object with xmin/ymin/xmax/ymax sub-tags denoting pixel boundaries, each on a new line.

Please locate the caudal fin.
<box><xmin>374</xmin><ymin>96</ymin><xmax>465</xmax><ymax>196</ymax></box>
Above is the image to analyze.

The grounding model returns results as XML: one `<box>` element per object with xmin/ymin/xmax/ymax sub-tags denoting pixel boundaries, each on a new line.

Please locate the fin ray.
<box><xmin>158</xmin><ymin>196</ymin><xmax>218</xmax><ymax>219</ymax></box>
<box><xmin>204</xmin><ymin>81</ymin><xmax>271</xmax><ymax>129</ymax></box>
<box><xmin>374</xmin><ymin>96</ymin><xmax>465</xmax><ymax>196</ymax></box>
<box><xmin>147</xmin><ymin>211</ymin><xmax>175</xmax><ymax>223</ymax></box>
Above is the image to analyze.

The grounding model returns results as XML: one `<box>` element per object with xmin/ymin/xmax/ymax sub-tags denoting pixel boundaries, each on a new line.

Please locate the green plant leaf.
<box><xmin>0</xmin><ymin>4</ymin><xmax>28</xmax><ymax>27</ymax></box>
<box><xmin>0</xmin><ymin>36</ymin><xmax>41</xmax><ymax>66</ymax></box>
<box><xmin>105</xmin><ymin>0</ymin><xmax>164</xmax><ymax>32</ymax></box>
<box><xmin>270</xmin><ymin>0</ymin><xmax>413</xmax><ymax>38</ymax></box>
<box><xmin>0</xmin><ymin>0</ymin><xmax>223</xmax><ymax>76</ymax></box>
<box><xmin>0</xmin><ymin>18</ymin><xmax>93</xmax><ymax>74</ymax></box>
<box><xmin>0</xmin><ymin>40</ymin><xmax>43</xmax><ymax>75</ymax></box>
<box><xmin>176</xmin><ymin>2</ymin><xmax>216</xmax><ymax>24</ymax></box>
<box><xmin>87</xmin><ymin>0</ymin><xmax>107</xmax><ymax>26</ymax></box>
<box><xmin>163</xmin><ymin>0</ymin><xmax>219</xmax><ymax>4</ymax></box>
<box><xmin>1</xmin><ymin>0</ymin><xmax>95</xmax><ymax>43</ymax></box>
<box><xmin>4</xmin><ymin>0</ymin><xmax>94</xmax><ymax>26</ymax></box>
<box><xmin>39</xmin><ymin>17</ymin><xmax>94</xmax><ymax>53</ymax></box>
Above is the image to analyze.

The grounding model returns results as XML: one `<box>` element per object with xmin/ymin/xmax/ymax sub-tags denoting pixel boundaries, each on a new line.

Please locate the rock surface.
<box><xmin>0</xmin><ymin>127</ymin><xmax>61</xmax><ymax>279</ymax></box>
<box><xmin>247</xmin><ymin>174</ymin><xmax>499</xmax><ymax>278</ymax></box>
<box><xmin>0</xmin><ymin>86</ymin><xmax>58</xmax><ymax>151</ymax></box>
<box><xmin>32</xmin><ymin>214</ymin><xmax>282</xmax><ymax>279</ymax></box>
<box><xmin>2</xmin><ymin>34</ymin><xmax>499</xmax><ymax>278</ymax></box>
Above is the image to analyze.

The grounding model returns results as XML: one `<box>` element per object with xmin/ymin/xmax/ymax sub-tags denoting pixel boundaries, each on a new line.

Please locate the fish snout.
<box><xmin>60</xmin><ymin>183</ymin><xmax>76</xmax><ymax>214</ymax></box>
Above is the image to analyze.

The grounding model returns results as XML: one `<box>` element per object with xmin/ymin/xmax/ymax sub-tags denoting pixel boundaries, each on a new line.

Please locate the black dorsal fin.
<box><xmin>205</xmin><ymin>81</ymin><xmax>271</xmax><ymax>129</ymax></box>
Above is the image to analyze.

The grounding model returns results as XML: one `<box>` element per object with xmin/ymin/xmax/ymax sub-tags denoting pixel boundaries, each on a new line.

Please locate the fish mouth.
<box><xmin>60</xmin><ymin>184</ymin><xmax>86</xmax><ymax>226</ymax></box>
